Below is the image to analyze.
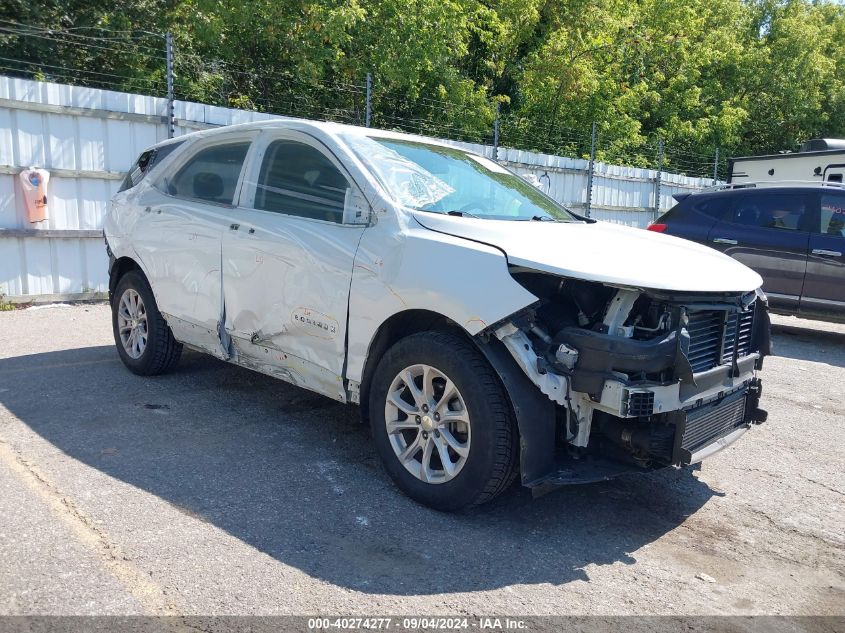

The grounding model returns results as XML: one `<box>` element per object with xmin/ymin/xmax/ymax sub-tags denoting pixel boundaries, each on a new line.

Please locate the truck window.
<box><xmin>819</xmin><ymin>193</ymin><xmax>845</xmax><ymax>236</ymax></box>
<box><xmin>730</xmin><ymin>193</ymin><xmax>812</xmax><ymax>231</ymax></box>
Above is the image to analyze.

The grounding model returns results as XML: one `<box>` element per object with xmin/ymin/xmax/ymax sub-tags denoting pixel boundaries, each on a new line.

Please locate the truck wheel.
<box><xmin>112</xmin><ymin>270</ymin><xmax>182</xmax><ymax>376</ymax></box>
<box><xmin>369</xmin><ymin>331</ymin><xmax>518</xmax><ymax>511</ymax></box>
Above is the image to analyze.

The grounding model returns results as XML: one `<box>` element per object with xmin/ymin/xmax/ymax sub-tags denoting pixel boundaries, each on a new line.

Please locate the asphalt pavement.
<box><xmin>0</xmin><ymin>304</ymin><xmax>842</xmax><ymax>616</ymax></box>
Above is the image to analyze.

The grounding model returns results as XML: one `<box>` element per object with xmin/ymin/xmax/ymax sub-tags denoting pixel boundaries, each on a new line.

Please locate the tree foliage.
<box><xmin>1</xmin><ymin>0</ymin><xmax>843</xmax><ymax>172</ymax></box>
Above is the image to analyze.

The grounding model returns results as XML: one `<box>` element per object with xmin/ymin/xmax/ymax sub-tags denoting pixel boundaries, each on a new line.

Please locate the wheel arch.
<box><xmin>108</xmin><ymin>256</ymin><xmax>144</xmax><ymax>300</ymax></box>
<box><xmin>357</xmin><ymin>307</ymin><xmax>558</xmax><ymax>488</ymax></box>
<box><xmin>358</xmin><ymin>308</ymin><xmax>468</xmax><ymax>424</ymax></box>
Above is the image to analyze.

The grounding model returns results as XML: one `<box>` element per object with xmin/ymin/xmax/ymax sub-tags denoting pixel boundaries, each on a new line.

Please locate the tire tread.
<box><xmin>371</xmin><ymin>330</ymin><xmax>518</xmax><ymax>509</ymax></box>
<box><xmin>112</xmin><ymin>270</ymin><xmax>182</xmax><ymax>376</ymax></box>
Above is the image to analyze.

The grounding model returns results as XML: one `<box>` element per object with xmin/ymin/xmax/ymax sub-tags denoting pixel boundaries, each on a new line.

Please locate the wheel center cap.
<box><xmin>421</xmin><ymin>415</ymin><xmax>435</xmax><ymax>432</ymax></box>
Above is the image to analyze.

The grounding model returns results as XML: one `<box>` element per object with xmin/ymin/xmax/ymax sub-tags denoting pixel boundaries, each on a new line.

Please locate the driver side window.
<box><xmin>254</xmin><ymin>140</ymin><xmax>349</xmax><ymax>222</ymax></box>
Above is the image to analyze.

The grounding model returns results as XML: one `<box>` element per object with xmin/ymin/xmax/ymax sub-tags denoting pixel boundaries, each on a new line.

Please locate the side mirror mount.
<box><xmin>343</xmin><ymin>187</ymin><xmax>371</xmax><ymax>225</ymax></box>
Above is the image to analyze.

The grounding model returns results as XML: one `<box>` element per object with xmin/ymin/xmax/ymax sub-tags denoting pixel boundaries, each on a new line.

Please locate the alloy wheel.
<box><xmin>384</xmin><ymin>364</ymin><xmax>472</xmax><ymax>484</ymax></box>
<box><xmin>117</xmin><ymin>288</ymin><xmax>148</xmax><ymax>359</ymax></box>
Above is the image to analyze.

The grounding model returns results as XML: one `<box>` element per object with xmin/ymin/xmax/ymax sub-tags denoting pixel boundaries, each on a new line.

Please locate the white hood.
<box><xmin>413</xmin><ymin>213</ymin><xmax>763</xmax><ymax>293</ymax></box>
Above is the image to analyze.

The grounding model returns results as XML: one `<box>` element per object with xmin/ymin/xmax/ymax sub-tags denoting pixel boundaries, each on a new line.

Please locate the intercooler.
<box><xmin>673</xmin><ymin>390</ymin><xmax>749</xmax><ymax>464</ymax></box>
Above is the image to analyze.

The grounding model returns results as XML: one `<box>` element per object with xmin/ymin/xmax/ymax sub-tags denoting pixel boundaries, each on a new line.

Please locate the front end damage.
<box><xmin>477</xmin><ymin>269</ymin><xmax>771</xmax><ymax>492</ymax></box>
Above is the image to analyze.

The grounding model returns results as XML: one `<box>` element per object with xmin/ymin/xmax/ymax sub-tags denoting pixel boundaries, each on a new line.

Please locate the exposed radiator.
<box><xmin>686</xmin><ymin>304</ymin><xmax>755</xmax><ymax>374</ymax></box>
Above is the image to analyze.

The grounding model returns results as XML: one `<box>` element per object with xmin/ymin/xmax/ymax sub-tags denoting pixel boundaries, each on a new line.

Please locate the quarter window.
<box><xmin>693</xmin><ymin>197</ymin><xmax>731</xmax><ymax>220</ymax></box>
<box><xmin>819</xmin><ymin>193</ymin><xmax>845</xmax><ymax>236</ymax></box>
<box><xmin>730</xmin><ymin>193</ymin><xmax>811</xmax><ymax>231</ymax></box>
<box><xmin>165</xmin><ymin>141</ymin><xmax>251</xmax><ymax>205</ymax></box>
<box><xmin>254</xmin><ymin>140</ymin><xmax>349</xmax><ymax>222</ymax></box>
<box><xmin>119</xmin><ymin>140</ymin><xmax>184</xmax><ymax>192</ymax></box>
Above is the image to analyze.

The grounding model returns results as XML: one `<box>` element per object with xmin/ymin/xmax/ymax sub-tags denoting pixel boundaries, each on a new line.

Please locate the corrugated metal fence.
<box><xmin>0</xmin><ymin>76</ymin><xmax>714</xmax><ymax>302</ymax></box>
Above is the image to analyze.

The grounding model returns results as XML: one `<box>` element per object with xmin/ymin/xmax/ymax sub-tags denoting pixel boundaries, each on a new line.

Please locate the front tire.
<box><xmin>369</xmin><ymin>331</ymin><xmax>518</xmax><ymax>511</ymax></box>
<box><xmin>112</xmin><ymin>270</ymin><xmax>182</xmax><ymax>376</ymax></box>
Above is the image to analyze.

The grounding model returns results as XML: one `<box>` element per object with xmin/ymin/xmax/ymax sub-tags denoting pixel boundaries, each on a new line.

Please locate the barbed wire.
<box><xmin>0</xmin><ymin>24</ymin><xmax>166</xmax><ymax>56</ymax></box>
<box><xmin>376</xmin><ymin>112</ymin><xmax>492</xmax><ymax>144</ymax></box>
<box><xmin>204</xmin><ymin>59</ymin><xmax>366</xmax><ymax>93</ymax></box>
<box><xmin>0</xmin><ymin>18</ymin><xmax>163</xmax><ymax>39</ymax></box>
<box><xmin>0</xmin><ymin>19</ymin><xmax>723</xmax><ymax>177</ymax></box>
<box><xmin>0</xmin><ymin>58</ymin><xmax>166</xmax><ymax>95</ymax></box>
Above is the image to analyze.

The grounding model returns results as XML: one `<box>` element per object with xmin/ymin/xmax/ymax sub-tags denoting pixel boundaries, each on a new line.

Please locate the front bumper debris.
<box><xmin>480</xmin><ymin>284</ymin><xmax>771</xmax><ymax>491</ymax></box>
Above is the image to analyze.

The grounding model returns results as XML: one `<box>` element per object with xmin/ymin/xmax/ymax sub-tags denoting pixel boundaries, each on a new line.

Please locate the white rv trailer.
<box><xmin>728</xmin><ymin>138</ymin><xmax>845</xmax><ymax>184</ymax></box>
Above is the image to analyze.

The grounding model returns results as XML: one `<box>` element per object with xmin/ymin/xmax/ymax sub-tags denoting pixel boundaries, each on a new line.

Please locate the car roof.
<box><xmin>151</xmin><ymin>117</ymin><xmax>470</xmax><ymax>153</ymax></box>
<box><xmin>685</xmin><ymin>181</ymin><xmax>845</xmax><ymax>199</ymax></box>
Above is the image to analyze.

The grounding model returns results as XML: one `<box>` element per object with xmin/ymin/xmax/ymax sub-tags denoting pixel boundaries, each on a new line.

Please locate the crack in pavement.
<box><xmin>0</xmin><ymin>437</ymin><xmax>181</xmax><ymax>616</ymax></box>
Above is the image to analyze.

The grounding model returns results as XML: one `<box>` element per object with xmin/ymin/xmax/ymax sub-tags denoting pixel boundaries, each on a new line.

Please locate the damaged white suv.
<box><xmin>105</xmin><ymin>120</ymin><xmax>770</xmax><ymax>510</ymax></box>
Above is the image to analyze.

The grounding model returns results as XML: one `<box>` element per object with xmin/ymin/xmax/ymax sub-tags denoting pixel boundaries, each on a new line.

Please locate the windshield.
<box><xmin>342</xmin><ymin>135</ymin><xmax>577</xmax><ymax>221</ymax></box>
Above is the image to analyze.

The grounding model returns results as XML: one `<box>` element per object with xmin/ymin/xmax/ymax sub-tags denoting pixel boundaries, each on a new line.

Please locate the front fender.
<box><xmin>346</xmin><ymin>219</ymin><xmax>537</xmax><ymax>384</ymax></box>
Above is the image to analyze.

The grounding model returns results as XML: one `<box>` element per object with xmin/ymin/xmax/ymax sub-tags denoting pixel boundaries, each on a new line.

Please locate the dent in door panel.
<box><xmin>223</xmin><ymin>213</ymin><xmax>363</xmax><ymax>375</ymax></box>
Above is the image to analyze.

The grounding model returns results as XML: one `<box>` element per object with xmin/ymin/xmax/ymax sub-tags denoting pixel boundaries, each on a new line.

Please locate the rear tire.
<box><xmin>112</xmin><ymin>270</ymin><xmax>182</xmax><ymax>376</ymax></box>
<box><xmin>369</xmin><ymin>330</ymin><xmax>518</xmax><ymax>511</ymax></box>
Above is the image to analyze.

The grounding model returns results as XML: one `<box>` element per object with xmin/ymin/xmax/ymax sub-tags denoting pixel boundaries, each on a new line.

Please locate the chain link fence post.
<box><xmin>365</xmin><ymin>72</ymin><xmax>372</xmax><ymax>127</ymax></box>
<box><xmin>585</xmin><ymin>121</ymin><xmax>597</xmax><ymax>218</ymax></box>
<box><xmin>492</xmin><ymin>102</ymin><xmax>500</xmax><ymax>161</ymax></box>
<box><xmin>165</xmin><ymin>32</ymin><xmax>175</xmax><ymax>139</ymax></box>
<box><xmin>713</xmin><ymin>147</ymin><xmax>720</xmax><ymax>184</ymax></box>
<box><xmin>653</xmin><ymin>138</ymin><xmax>664</xmax><ymax>221</ymax></box>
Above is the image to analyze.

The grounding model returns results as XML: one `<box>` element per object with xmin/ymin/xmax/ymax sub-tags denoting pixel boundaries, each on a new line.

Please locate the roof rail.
<box><xmin>703</xmin><ymin>180</ymin><xmax>845</xmax><ymax>193</ymax></box>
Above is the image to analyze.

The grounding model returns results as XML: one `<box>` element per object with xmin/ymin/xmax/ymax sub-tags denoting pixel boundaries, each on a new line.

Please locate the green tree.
<box><xmin>2</xmin><ymin>0</ymin><xmax>844</xmax><ymax>172</ymax></box>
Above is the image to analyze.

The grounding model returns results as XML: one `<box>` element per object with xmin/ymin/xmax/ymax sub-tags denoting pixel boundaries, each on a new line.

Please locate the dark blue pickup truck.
<box><xmin>650</xmin><ymin>182</ymin><xmax>845</xmax><ymax>323</ymax></box>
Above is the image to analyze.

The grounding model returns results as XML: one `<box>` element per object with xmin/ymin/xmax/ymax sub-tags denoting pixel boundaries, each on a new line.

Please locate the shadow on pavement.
<box><xmin>771</xmin><ymin>322</ymin><xmax>845</xmax><ymax>368</ymax></box>
<box><xmin>0</xmin><ymin>345</ymin><xmax>718</xmax><ymax>595</ymax></box>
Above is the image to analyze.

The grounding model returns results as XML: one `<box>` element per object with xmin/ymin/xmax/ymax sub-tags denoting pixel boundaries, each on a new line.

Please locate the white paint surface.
<box><xmin>412</xmin><ymin>211</ymin><xmax>764</xmax><ymax>293</ymax></box>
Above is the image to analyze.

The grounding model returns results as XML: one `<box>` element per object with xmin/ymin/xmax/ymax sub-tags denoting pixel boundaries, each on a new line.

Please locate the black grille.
<box><xmin>686</xmin><ymin>304</ymin><xmax>755</xmax><ymax>373</ymax></box>
<box><xmin>721</xmin><ymin>308</ymin><xmax>755</xmax><ymax>363</ymax></box>
<box><xmin>686</xmin><ymin>311</ymin><xmax>723</xmax><ymax>372</ymax></box>
<box><xmin>681</xmin><ymin>394</ymin><xmax>747</xmax><ymax>453</ymax></box>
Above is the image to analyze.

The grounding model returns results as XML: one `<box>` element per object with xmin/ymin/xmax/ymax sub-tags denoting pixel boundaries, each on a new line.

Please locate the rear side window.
<box><xmin>729</xmin><ymin>192</ymin><xmax>812</xmax><ymax>231</ymax></box>
<box><xmin>254</xmin><ymin>140</ymin><xmax>349</xmax><ymax>222</ymax></box>
<box><xmin>692</xmin><ymin>196</ymin><xmax>731</xmax><ymax>220</ymax></box>
<box><xmin>819</xmin><ymin>193</ymin><xmax>845</xmax><ymax>236</ymax></box>
<box><xmin>165</xmin><ymin>142</ymin><xmax>251</xmax><ymax>205</ymax></box>
<box><xmin>118</xmin><ymin>141</ymin><xmax>184</xmax><ymax>192</ymax></box>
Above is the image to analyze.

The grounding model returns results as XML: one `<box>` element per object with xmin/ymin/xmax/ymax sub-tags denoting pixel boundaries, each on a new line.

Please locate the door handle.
<box><xmin>712</xmin><ymin>237</ymin><xmax>738</xmax><ymax>245</ymax></box>
<box><xmin>229</xmin><ymin>223</ymin><xmax>240</xmax><ymax>231</ymax></box>
<box><xmin>812</xmin><ymin>248</ymin><xmax>842</xmax><ymax>257</ymax></box>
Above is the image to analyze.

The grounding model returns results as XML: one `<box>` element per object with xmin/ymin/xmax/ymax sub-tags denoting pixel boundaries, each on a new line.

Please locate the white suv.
<box><xmin>105</xmin><ymin>119</ymin><xmax>770</xmax><ymax>510</ymax></box>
